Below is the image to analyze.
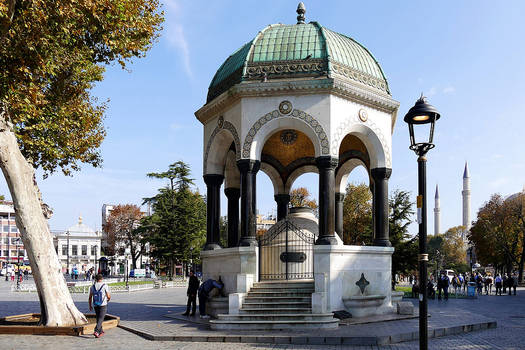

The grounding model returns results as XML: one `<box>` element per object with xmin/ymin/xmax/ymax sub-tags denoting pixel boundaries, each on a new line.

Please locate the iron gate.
<box><xmin>258</xmin><ymin>219</ymin><xmax>316</xmax><ymax>280</ymax></box>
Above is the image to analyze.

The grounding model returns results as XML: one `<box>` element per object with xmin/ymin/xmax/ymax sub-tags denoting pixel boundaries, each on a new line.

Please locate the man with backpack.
<box><xmin>89</xmin><ymin>274</ymin><xmax>111</xmax><ymax>338</ymax></box>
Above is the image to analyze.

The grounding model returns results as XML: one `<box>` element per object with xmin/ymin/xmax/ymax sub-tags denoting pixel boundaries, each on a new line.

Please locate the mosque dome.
<box><xmin>207</xmin><ymin>4</ymin><xmax>389</xmax><ymax>103</ymax></box>
<box><xmin>66</xmin><ymin>216</ymin><xmax>98</xmax><ymax>237</ymax></box>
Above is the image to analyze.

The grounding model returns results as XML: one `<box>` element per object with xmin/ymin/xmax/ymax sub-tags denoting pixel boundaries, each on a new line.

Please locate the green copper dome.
<box><xmin>207</xmin><ymin>22</ymin><xmax>390</xmax><ymax>103</ymax></box>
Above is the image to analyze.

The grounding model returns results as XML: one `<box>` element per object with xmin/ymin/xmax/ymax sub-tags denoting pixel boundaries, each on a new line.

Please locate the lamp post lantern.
<box><xmin>404</xmin><ymin>94</ymin><xmax>441</xmax><ymax>350</ymax></box>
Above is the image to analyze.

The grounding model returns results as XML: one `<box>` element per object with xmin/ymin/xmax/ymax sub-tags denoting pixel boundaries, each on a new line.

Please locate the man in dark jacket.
<box><xmin>197</xmin><ymin>277</ymin><xmax>224</xmax><ymax>319</ymax></box>
<box><xmin>182</xmin><ymin>271</ymin><xmax>200</xmax><ymax>316</ymax></box>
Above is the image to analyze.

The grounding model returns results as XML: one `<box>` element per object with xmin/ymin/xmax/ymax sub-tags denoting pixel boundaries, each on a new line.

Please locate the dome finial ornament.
<box><xmin>297</xmin><ymin>2</ymin><xmax>306</xmax><ymax>24</ymax></box>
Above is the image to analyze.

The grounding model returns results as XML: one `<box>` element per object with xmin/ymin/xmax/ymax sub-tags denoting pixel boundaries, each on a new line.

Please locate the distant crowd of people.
<box><xmin>406</xmin><ymin>271</ymin><xmax>519</xmax><ymax>300</ymax></box>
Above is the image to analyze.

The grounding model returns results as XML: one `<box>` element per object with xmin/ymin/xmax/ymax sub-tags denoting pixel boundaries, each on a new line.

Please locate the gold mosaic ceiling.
<box><xmin>262</xmin><ymin>129</ymin><xmax>314</xmax><ymax>167</ymax></box>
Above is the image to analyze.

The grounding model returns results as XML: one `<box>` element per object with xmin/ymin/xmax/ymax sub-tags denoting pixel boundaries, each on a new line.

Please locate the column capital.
<box><xmin>203</xmin><ymin>174</ymin><xmax>224</xmax><ymax>186</ymax></box>
<box><xmin>315</xmin><ymin>156</ymin><xmax>339</xmax><ymax>170</ymax></box>
<box><xmin>224</xmin><ymin>187</ymin><xmax>240</xmax><ymax>199</ymax></box>
<box><xmin>370</xmin><ymin>167</ymin><xmax>392</xmax><ymax>180</ymax></box>
<box><xmin>274</xmin><ymin>194</ymin><xmax>291</xmax><ymax>203</ymax></box>
<box><xmin>335</xmin><ymin>192</ymin><xmax>345</xmax><ymax>202</ymax></box>
<box><xmin>237</xmin><ymin>159</ymin><xmax>261</xmax><ymax>173</ymax></box>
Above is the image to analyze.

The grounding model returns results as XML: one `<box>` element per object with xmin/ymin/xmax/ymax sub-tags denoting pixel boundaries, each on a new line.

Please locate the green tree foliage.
<box><xmin>389</xmin><ymin>190</ymin><xmax>417</xmax><ymax>279</ymax></box>
<box><xmin>1</xmin><ymin>0</ymin><xmax>163</xmax><ymax>175</ymax></box>
<box><xmin>342</xmin><ymin>183</ymin><xmax>372</xmax><ymax>245</ymax></box>
<box><xmin>0</xmin><ymin>0</ymin><xmax>163</xmax><ymax>326</ymax></box>
<box><xmin>428</xmin><ymin>226</ymin><xmax>469</xmax><ymax>274</ymax></box>
<box><xmin>142</xmin><ymin>162</ymin><xmax>206</xmax><ymax>273</ymax></box>
<box><xmin>289</xmin><ymin>187</ymin><xmax>318</xmax><ymax>210</ymax></box>
<box><xmin>470</xmin><ymin>193</ymin><xmax>524</xmax><ymax>278</ymax></box>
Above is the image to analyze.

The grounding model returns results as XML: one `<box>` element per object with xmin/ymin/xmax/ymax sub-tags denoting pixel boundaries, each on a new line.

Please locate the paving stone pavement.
<box><xmin>1</xmin><ymin>279</ymin><xmax>524</xmax><ymax>349</ymax></box>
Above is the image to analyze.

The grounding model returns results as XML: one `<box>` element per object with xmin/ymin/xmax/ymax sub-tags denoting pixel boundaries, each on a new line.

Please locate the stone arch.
<box><xmin>260</xmin><ymin>162</ymin><xmax>285</xmax><ymax>195</ymax></box>
<box><xmin>242</xmin><ymin>109</ymin><xmax>330</xmax><ymax>160</ymax></box>
<box><xmin>284</xmin><ymin>165</ymin><xmax>319</xmax><ymax>194</ymax></box>
<box><xmin>332</xmin><ymin>119</ymin><xmax>390</xmax><ymax>169</ymax></box>
<box><xmin>204</xmin><ymin>120</ymin><xmax>241</xmax><ymax>174</ymax></box>
<box><xmin>335</xmin><ymin>158</ymin><xmax>370</xmax><ymax>193</ymax></box>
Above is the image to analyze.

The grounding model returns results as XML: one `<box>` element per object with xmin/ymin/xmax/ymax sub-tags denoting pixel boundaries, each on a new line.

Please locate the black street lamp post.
<box><xmin>404</xmin><ymin>95</ymin><xmax>441</xmax><ymax>350</ymax></box>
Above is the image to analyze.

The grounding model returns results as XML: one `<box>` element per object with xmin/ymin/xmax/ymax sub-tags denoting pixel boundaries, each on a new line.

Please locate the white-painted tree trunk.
<box><xmin>0</xmin><ymin>108</ymin><xmax>87</xmax><ymax>326</ymax></box>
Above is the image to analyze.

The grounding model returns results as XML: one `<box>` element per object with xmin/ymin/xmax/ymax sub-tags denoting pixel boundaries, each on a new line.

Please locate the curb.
<box><xmin>118</xmin><ymin>320</ymin><xmax>497</xmax><ymax>345</ymax></box>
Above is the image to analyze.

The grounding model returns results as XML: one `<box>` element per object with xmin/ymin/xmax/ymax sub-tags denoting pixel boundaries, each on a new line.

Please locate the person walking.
<box><xmin>485</xmin><ymin>274</ymin><xmax>493</xmax><ymax>295</ymax></box>
<box><xmin>182</xmin><ymin>271</ymin><xmax>200</xmax><ymax>316</ymax></box>
<box><xmin>512</xmin><ymin>272</ymin><xmax>518</xmax><ymax>295</ymax></box>
<box><xmin>452</xmin><ymin>274</ymin><xmax>461</xmax><ymax>297</ymax></box>
<box><xmin>89</xmin><ymin>274</ymin><xmax>111</xmax><ymax>338</ymax></box>
<box><xmin>503</xmin><ymin>274</ymin><xmax>508</xmax><ymax>294</ymax></box>
<box><xmin>495</xmin><ymin>274</ymin><xmax>503</xmax><ymax>296</ymax></box>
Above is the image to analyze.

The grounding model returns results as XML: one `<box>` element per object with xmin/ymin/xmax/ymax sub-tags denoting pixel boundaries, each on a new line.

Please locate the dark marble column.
<box><xmin>316</xmin><ymin>156</ymin><xmax>339</xmax><ymax>245</ymax></box>
<box><xmin>274</xmin><ymin>194</ymin><xmax>290</xmax><ymax>221</ymax></box>
<box><xmin>237</xmin><ymin>159</ymin><xmax>260</xmax><ymax>247</ymax></box>
<box><xmin>224</xmin><ymin>187</ymin><xmax>240</xmax><ymax>248</ymax></box>
<box><xmin>335</xmin><ymin>192</ymin><xmax>345</xmax><ymax>241</ymax></box>
<box><xmin>371</xmin><ymin>167</ymin><xmax>392</xmax><ymax>247</ymax></box>
<box><xmin>203</xmin><ymin>174</ymin><xmax>224</xmax><ymax>250</ymax></box>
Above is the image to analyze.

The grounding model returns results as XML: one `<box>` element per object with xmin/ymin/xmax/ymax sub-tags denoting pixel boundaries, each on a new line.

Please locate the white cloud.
<box><xmin>164</xmin><ymin>0</ymin><xmax>193</xmax><ymax>78</ymax></box>
<box><xmin>442</xmin><ymin>86</ymin><xmax>456</xmax><ymax>94</ymax></box>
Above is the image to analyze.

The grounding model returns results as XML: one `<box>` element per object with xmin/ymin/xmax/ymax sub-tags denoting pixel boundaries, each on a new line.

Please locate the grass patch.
<box><xmin>396</xmin><ymin>286</ymin><xmax>469</xmax><ymax>299</ymax></box>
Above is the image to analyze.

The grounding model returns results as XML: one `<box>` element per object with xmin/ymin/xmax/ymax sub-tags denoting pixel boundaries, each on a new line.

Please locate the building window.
<box><xmin>81</xmin><ymin>245</ymin><xmax>87</xmax><ymax>256</ymax></box>
<box><xmin>91</xmin><ymin>246</ymin><xmax>97</xmax><ymax>256</ymax></box>
<box><xmin>2</xmin><ymin>250</ymin><xmax>7</xmax><ymax>257</ymax></box>
<box><xmin>62</xmin><ymin>245</ymin><xmax>68</xmax><ymax>256</ymax></box>
<box><xmin>10</xmin><ymin>226</ymin><xmax>17</xmax><ymax>233</ymax></box>
<box><xmin>71</xmin><ymin>245</ymin><xmax>78</xmax><ymax>256</ymax></box>
<box><xmin>10</xmin><ymin>250</ymin><xmax>17</xmax><ymax>257</ymax></box>
<box><xmin>2</xmin><ymin>226</ymin><xmax>8</xmax><ymax>232</ymax></box>
<box><xmin>2</xmin><ymin>237</ymin><xmax>7</xmax><ymax>245</ymax></box>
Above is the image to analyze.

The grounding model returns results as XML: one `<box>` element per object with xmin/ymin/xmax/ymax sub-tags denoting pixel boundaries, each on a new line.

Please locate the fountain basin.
<box><xmin>343</xmin><ymin>294</ymin><xmax>386</xmax><ymax>318</ymax></box>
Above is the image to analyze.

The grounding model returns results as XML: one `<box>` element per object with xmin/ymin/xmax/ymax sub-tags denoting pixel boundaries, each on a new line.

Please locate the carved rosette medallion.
<box><xmin>280</xmin><ymin>130</ymin><xmax>298</xmax><ymax>145</ymax></box>
<box><xmin>279</xmin><ymin>101</ymin><xmax>292</xmax><ymax>115</ymax></box>
<box><xmin>358</xmin><ymin>109</ymin><xmax>368</xmax><ymax>122</ymax></box>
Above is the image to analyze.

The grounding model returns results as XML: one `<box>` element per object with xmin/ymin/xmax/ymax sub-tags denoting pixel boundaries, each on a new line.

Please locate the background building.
<box><xmin>0</xmin><ymin>201</ymin><xmax>28</xmax><ymax>268</ymax></box>
<box><xmin>53</xmin><ymin>216</ymin><xmax>101</xmax><ymax>275</ymax></box>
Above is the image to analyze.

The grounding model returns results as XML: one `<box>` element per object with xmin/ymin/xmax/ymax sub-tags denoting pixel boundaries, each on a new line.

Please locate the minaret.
<box><xmin>434</xmin><ymin>184</ymin><xmax>440</xmax><ymax>236</ymax></box>
<box><xmin>462</xmin><ymin>162</ymin><xmax>471</xmax><ymax>232</ymax></box>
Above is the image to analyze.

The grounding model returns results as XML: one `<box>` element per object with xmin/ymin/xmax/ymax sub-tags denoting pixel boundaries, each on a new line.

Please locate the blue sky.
<box><xmin>1</xmin><ymin>1</ymin><xmax>524</xmax><ymax>235</ymax></box>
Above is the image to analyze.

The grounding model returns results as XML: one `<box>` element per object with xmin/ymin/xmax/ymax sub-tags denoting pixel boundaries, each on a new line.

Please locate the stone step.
<box><xmin>216</xmin><ymin>313</ymin><xmax>335</xmax><ymax>322</ymax></box>
<box><xmin>242</xmin><ymin>301</ymin><xmax>311</xmax><ymax>309</ymax></box>
<box><xmin>249</xmin><ymin>287</ymin><xmax>315</xmax><ymax>293</ymax></box>
<box><xmin>247</xmin><ymin>291</ymin><xmax>313</xmax><ymax>298</ymax></box>
<box><xmin>244</xmin><ymin>296</ymin><xmax>312</xmax><ymax>303</ymax></box>
<box><xmin>210</xmin><ymin>319</ymin><xmax>339</xmax><ymax>330</ymax></box>
<box><xmin>239</xmin><ymin>307</ymin><xmax>312</xmax><ymax>314</ymax></box>
<box><xmin>253</xmin><ymin>281</ymin><xmax>314</xmax><ymax>289</ymax></box>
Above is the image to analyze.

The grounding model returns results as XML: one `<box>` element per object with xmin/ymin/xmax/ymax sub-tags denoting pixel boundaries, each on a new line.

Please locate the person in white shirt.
<box><xmin>88</xmin><ymin>274</ymin><xmax>111</xmax><ymax>338</ymax></box>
